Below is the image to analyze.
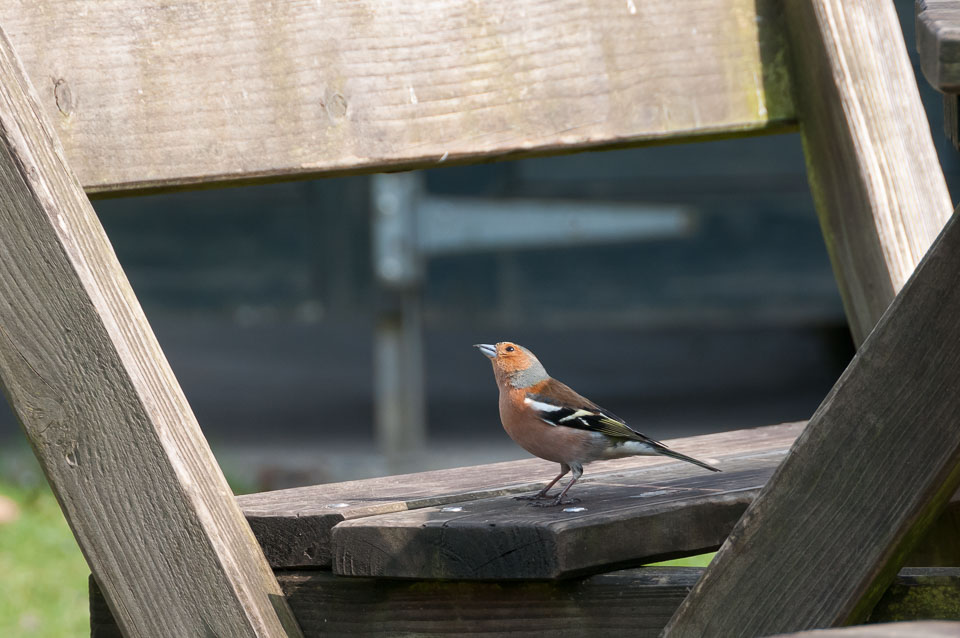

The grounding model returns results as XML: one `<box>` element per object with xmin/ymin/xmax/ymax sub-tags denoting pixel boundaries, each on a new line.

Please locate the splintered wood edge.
<box><xmin>238</xmin><ymin>422</ymin><xmax>805</xmax><ymax>568</ymax></box>
<box><xmin>2</xmin><ymin>0</ymin><xmax>795</xmax><ymax>194</ymax></box>
<box><xmin>89</xmin><ymin>568</ymin><xmax>960</xmax><ymax>638</ymax></box>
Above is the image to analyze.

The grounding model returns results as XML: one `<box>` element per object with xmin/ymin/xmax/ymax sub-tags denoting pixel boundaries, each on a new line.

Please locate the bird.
<box><xmin>474</xmin><ymin>341</ymin><xmax>720</xmax><ymax>506</ymax></box>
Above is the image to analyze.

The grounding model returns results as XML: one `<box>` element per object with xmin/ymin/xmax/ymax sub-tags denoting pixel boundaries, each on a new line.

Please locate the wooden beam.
<box><xmin>787</xmin><ymin>0</ymin><xmax>953</xmax><ymax>344</ymax></box>
<box><xmin>1</xmin><ymin>0</ymin><xmax>794</xmax><ymax>195</ymax></box>
<box><xmin>241</xmin><ymin>421</ymin><xmax>957</xmax><ymax>574</ymax></box>
<box><xmin>331</xmin><ymin>462</ymin><xmax>960</xmax><ymax>580</ymax></box>
<box><xmin>239</xmin><ymin>422</ymin><xmax>804</xmax><ymax>568</ymax></box>
<box><xmin>663</xmin><ymin>207</ymin><xmax>960</xmax><ymax>635</ymax></box>
<box><xmin>0</xmin><ymin>26</ymin><xmax>300</xmax><ymax>638</ymax></box>
<box><xmin>777</xmin><ymin>622</ymin><xmax>960</xmax><ymax>638</ymax></box>
<box><xmin>333</xmin><ymin>461</ymin><xmax>781</xmax><ymax>580</ymax></box>
<box><xmin>90</xmin><ymin>568</ymin><xmax>960</xmax><ymax>638</ymax></box>
<box><xmin>916</xmin><ymin>0</ymin><xmax>960</xmax><ymax>92</ymax></box>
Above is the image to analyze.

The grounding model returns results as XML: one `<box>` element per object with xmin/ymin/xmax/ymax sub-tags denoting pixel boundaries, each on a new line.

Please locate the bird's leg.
<box><xmin>514</xmin><ymin>464</ymin><xmax>569</xmax><ymax>501</ymax></box>
<box><xmin>533</xmin><ymin>463</ymin><xmax>583</xmax><ymax>507</ymax></box>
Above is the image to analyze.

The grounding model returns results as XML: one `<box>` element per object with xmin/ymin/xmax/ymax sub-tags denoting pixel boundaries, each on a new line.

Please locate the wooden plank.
<box><xmin>1</xmin><ymin>0</ymin><xmax>794</xmax><ymax>195</ymax></box>
<box><xmin>90</xmin><ymin>568</ymin><xmax>960</xmax><ymax>638</ymax></box>
<box><xmin>916</xmin><ymin>0</ymin><xmax>960</xmax><ymax>92</ymax></box>
<box><xmin>776</xmin><ymin>622</ymin><xmax>960</xmax><ymax>638</ymax></box>
<box><xmin>332</xmin><ymin>459</ymin><xmax>783</xmax><ymax>579</ymax></box>
<box><xmin>787</xmin><ymin>0</ymin><xmax>953</xmax><ymax>345</ymax></box>
<box><xmin>239</xmin><ymin>422</ymin><xmax>804</xmax><ymax>568</ymax></box>
<box><xmin>662</xmin><ymin>213</ymin><xmax>960</xmax><ymax>632</ymax></box>
<box><xmin>0</xmin><ymin>25</ymin><xmax>300</xmax><ymax>638</ymax></box>
<box><xmin>332</xmin><ymin>466</ymin><xmax>960</xmax><ymax>580</ymax></box>
<box><xmin>243</xmin><ymin>449</ymin><xmax>959</xmax><ymax>577</ymax></box>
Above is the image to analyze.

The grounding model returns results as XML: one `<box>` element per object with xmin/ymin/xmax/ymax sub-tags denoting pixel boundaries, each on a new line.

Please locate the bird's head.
<box><xmin>473</xmin><ymin>342</ymin><xmax>549</xmax><ymax>388</ymax></box>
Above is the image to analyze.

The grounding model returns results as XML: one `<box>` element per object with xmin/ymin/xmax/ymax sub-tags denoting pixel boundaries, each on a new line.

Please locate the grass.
<box><xmin>651</xmin><ymin>553</ymin><xmax>716</xmax><ymax>567</ymax></box>
<box><xmin>0</xmin><ymin>483</ymin><xmax>89</xmax><ymax>638</ymax></box>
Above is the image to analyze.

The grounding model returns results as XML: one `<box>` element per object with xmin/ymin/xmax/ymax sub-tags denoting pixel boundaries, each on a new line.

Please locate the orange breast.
<box><xmin>498</xmin><ymin>387</ymin><xmax>606</xmax><ymax>465</ymax></box>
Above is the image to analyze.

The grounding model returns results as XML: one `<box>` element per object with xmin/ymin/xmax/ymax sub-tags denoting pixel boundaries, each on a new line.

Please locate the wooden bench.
<box><xmin>1</xmin><ymin>1</ymin><xmax>959</xmax><ymax>636</ymax></box>
<box><xmin>92</xmin><ymin>422</ymin><xmax>960</xmax><ymax>634</ymax></box>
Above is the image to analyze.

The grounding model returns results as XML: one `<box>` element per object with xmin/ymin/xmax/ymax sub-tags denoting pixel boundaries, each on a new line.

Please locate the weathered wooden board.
<box><xmin>0</xmin><ymin>0</ymin><xmax>794</xmax><ymax>194</ymax></box>
<box><xmin>776</xmin><ymin>622</ymin><xmax>960</xmax><ymax>638</ymax></box>
<box><xmin>239</xmin><ymin>422</ymin><xmax>804</xmax><ymax>568</ymax></box>
<box><xmin>916</xmin><ymin>0</ymin><xmax>960</xmax><ymax>92</ymax></box>
<box><xmin>332</xmin><ymin>460</ymin><xmax>782</xmax><ymax>579</ymax></box>
<box><xmin>663</xmin><ymin>210</ymin><xmax>960</xmax><ymax>633</ymax></box>
<box><xmin>332</xmin><ymin>462</ymin><xmax>960</xmax><ymax>580</ymax></box>
<box><xmin>90</xmin><ymin>568</ymin><xmax>960</xmax><ymax>638</ymax></box>
<box><xmin>788</xmin><ymin>0</ymin><xmax>952</xmax><ymax>344</ymax></box>
<box><xmin>0</xmin><ymin>25</ymin><xmax>299</xmax><ymax>638</ymax></box>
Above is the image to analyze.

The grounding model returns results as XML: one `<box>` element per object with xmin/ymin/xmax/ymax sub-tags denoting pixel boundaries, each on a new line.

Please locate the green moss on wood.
<box><xmin>872</xmin><ymin>584</ymin><xmax>960</xmax><ymax>622</ymax></box>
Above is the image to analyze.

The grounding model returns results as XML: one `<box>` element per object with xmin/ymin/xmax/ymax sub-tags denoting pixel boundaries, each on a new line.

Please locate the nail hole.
<box><xmin>54</xmin><ymin>79</ymin><xmax>74</xmax><ymax>116</ymax></box>
<box><xmin>324</xmin><ymin>90</ymin><xmax>347</xmax><ymax>120</ymax></box>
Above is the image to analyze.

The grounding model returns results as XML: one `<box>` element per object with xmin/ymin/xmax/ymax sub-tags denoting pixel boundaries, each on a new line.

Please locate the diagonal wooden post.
<box><xmin>664</xmin><ymin>1</ymin><xmax>959</xmax><ymax>634</ymax></box>
<box><xmin>664</xmin><ymin>206</ymin><xmax>960</xmax><ymax>635</ymax></box>
<box><xmin>788</xmin><ymin>0</ymin><xmax>952</xmax><ymax>345</ymax></box>
<box><xmin>0</xmin><ymin>26</ymin><xmax>301</xmax><ymax>638</ymax></box>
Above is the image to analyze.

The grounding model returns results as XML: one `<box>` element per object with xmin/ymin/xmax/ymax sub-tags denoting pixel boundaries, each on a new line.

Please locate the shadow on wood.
<box><xmin>90</xmin><ymin>568</ymin><xmax>960</xmax><ymax>638</ymax></box>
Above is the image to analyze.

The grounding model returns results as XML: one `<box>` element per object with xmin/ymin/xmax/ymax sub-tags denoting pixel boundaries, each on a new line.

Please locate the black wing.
<box><xmin>524</xmin><ymin>392</ymin><xmax>661</xmax><ymax>443</ymax></box>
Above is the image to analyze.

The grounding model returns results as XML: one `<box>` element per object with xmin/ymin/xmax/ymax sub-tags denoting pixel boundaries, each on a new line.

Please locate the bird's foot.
<box><xmin>529</xmin><ymin>497</ymin><xmax>581</xmax><ymax>508</ymax></box>
<box><xmin>513</xmin><ymin>492</ymin><xmax>550</xmax><ymax>501</ymax></box>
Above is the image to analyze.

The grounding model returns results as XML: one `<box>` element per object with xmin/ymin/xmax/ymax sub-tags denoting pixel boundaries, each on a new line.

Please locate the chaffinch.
<box><xmin>475</xmin><ymin>341</ymin><xmax>720</xmax><ymax>507</ymax></box>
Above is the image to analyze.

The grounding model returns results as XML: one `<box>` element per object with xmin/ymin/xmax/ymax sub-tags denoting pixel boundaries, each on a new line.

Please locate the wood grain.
<box><xmin>0</xmin><ymin>25</ymin><xmax>300</xmax><ymax>638</ymax></box>
<box><xmin>239</xmin><ymin>422</ymin><xmax>804</xmax><ymax>568</ymax></box>
<box><xmin>332</xmin><ymin>461</ymin><xmax>783</xmax><ymax>579</ymax></box>
<box><xmin>774</xmin><ymin>622</ymin><xmax>960</xmax><ymax>638</ymax></box>
<box><xmin>90</xmin><ymin>568</ymin><xmax>960</xmax><ymax>638</ymax></box>
<box><xmin>1</xmin><ymin>0</ymin><xmax>794</xmax><ymax>195</ymax></box>
<box><xmin>663</xmin><ymin>208</ymin><xmax>960</xmax><ymax>636</ymax></box>
<box><xmin>786</xmin><ymin>0</ymin><xmax>953</xmax><ymax>344</ymax></box>
<box><xmin>916</xmin><ymin>0</ymin><xmax>960</xmax><ymax>92</ymax></box>
<box><xmin>331</xmin><ymin>465</ymin><xmax>960</xmax><ymax>580</ymax></box>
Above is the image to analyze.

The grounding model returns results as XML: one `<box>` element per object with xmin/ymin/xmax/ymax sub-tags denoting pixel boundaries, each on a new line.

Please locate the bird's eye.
<box><xmin>505</xmin><ymin>346</ymin><xmax>515</xmax><ymax>352</ymax></box>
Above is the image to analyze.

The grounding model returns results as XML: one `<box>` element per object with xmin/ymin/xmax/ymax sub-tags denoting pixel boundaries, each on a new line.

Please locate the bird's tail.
<box><xmin>656</xmin><ymin>446</ymin><xmax>721</xmax><ymax>472</ymax></box>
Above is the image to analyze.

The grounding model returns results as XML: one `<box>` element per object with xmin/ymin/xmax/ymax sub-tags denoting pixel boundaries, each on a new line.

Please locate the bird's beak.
<box><xmin>473</xmin><ymin>343</ymin><xmax>497</xmax><ymax>359</ymax></box>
